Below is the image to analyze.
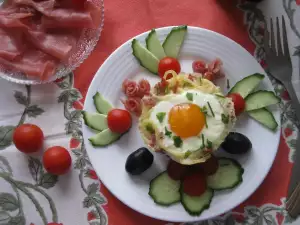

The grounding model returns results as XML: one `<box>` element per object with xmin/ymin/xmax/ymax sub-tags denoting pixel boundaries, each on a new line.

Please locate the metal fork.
<box><xmin>264</xmin><ymin>16</ymin><xmax>300</xmax><ymax>218</ymax></box>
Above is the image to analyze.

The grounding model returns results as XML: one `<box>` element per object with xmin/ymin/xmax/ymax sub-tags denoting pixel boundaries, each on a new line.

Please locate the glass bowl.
<box><xmin>0</xmin><ymin>0</ymin><xmax>104</xmax><ymax>85</ymax></box>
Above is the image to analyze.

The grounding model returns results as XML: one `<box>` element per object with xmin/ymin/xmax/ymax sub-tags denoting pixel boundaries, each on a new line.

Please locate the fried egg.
<box><xmin>140</xmin><ymin>91</ymin><xmax>236</xmax><ymax>164</ymax></box>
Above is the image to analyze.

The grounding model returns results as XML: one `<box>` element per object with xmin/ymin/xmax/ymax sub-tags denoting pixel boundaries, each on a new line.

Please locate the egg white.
<box><xmin>149</xmin><ymin>90</ymin><xmax>228</xmax><ymax>153</ymax></box>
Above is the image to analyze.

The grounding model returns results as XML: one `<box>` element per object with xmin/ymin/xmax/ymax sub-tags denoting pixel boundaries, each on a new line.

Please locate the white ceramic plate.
<box><xmin>82</xmin><ymin>26</ymin><xmax>280</xmax><ymax>222</ymax></box>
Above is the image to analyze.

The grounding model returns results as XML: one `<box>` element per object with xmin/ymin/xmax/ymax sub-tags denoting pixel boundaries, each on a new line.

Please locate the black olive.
<box><xmin>221</xmin><ymin>132</ymin><xmax>252</xmax><ymax>154</ymax></box>
<box><xmin>125</xmin><ymin>147</ymin><xmax>154</xmax><ymax>175</ymax></box>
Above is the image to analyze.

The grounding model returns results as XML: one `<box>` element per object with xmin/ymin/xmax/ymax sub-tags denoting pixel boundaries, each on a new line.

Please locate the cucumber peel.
<box><xmin>245</xmin><ymin>90</ymin><xmax>280</xmax><ymax>111</ymax></box>
<box><xmin>228</xmin><ymin>73</ymin><xmax>265</xmax><ymax>98</ymax></box>
<box><xmin>132</xmin><ymin>39</ymin><xmax>159</xmax><ymax>74</ymax></box>
<box><xmin>248</xmin><ymin>108</ymin><xmax>278</xmax><ymax>131</ymax></box>
<box><xmin>163</xmin><ymin>25</ymin><xmax>187</xmax><ymax>58</ymax></box>
<box><xmin>93</xmin><ymin>92</ymin><xmax>113</xmax><ymax>115</ymax></box>
<box><xmin>180</xmin><ymin>188</ymin><xmax>214</xmax><ymax>216</ymax></box>
<box><xmin>89</xmin><ymin>129</ymin><xmax>121</xmax><ymax>147</ymax></box>
<box><xmin>146</xmin><ymin>29</ymin><xmax>166</xmax><ymax>60</ymax></box>
<box><xmin>207</xmin><ymin>158</ymin><xmax>244</xmax><ymax>190</ymax></box>
<box><xmin>149</xmin><ymin>172</ymin><xmax>181</xmax><ymax>206</ymax></box>
<box><xmin>82</xmin><ymin>111</ymin><xmax>108</xmax><ymax>131</ymax></box>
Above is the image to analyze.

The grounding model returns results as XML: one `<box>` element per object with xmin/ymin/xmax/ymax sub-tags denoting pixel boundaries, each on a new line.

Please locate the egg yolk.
<box><xmin>168</xmin><ymin>103</ymin><xmax>205</xmax><ymax>138</ymax></box>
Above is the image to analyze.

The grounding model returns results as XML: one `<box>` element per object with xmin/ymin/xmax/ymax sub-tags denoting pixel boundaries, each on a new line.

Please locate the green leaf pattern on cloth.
<box><xmin>238</xmin><ymin>0</ymin><xmax>299</xmax><ymax>163</ymax></box>
<box><xmin>28</xmin><ymin>157</ymin><xmax>58</xmax><ymax>189</ymax></box>
<box><xmin>0</xmin><ymin>126</ymin><xmax>15</xmax><ymax>150</ymax></box>
<box><xmin>0</xmin><ymin>85</ymin><xmax>45</xmax><ymax>150</ymax></box>
<box><xmin>56</xmin><ymin>74</ymin><xmax>108</xmax><ymax>225</ymax></box>
<box><xmin>0</xmin><ymin>193</ymin><xmax>19</xmax><ymax>211</ymax></box>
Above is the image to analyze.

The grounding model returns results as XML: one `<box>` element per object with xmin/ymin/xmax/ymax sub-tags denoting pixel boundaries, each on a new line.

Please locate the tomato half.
<box><xmin>13</xmin><ymin>124</ymin><xmax>44</xmax><ymax>153</ymax></box>
<box><xmin>167</xmin><ymin>160</ymin><xmax>188</xmax><ymax>180</ymax></box>
<box><xmin>182</xmin><ymin>171</ymin><xmax>207</xmax><ymax>196</ymax></box>
<box><xmin>227</xmin><ymin>93</ymin><xmax>246</xmax><ymax>116</ymax></box>
<box><xmin>158</xmin><ymin>57</ymin><xmax>181</xmax><ymax>79</ymax></box>
<box><xmin>107</xmin><ymin>109</ymin><xmax>132</xmax><ymax>133</ymax></box>
<box><xmin>43</xmin><ymin>146</ymin><xmax>72</xmax><ymax>175</ymax></box>
<box><xmin>198</xmin><ymin>155</ymin><xmax>219</xmax><ymax>175</ymax></box>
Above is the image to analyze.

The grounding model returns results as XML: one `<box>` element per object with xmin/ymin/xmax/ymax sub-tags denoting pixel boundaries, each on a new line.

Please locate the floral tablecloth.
<box><xmin>0</xmin><ymin>0</ymin><xmax>300</xmax><ymax>224</ymax></box>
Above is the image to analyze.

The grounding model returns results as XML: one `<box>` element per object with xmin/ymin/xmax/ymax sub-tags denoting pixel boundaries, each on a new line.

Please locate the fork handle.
<box><xmin>283</xmin><ymin>81</ymin><xmax>300</xmax><ymax>122</ymax></box>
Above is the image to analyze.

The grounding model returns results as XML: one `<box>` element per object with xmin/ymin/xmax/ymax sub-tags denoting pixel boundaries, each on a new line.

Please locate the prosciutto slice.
<box><xmin>0</xmin><ymin>48</ymin><xmax>57</xmax><ymax>80</ymax></box>
<box><xmin>0</xmin><ymin>29</ymin><xmax>24</xmax><ymax>60</ymax></box>
<box><xmin>26</xmin><ymin>30</ymin><xmax>77</xmax><ymax>60</ymax></box>
<box><xmin>0</xmin><ymin>0</ymin><xmax>102</xmax><ymax>80</ymax></box>
<box><xmin>42</xmin><ymin>1</ymin><xmax>102</xmax><ymax>29</ymax></box>
<box><xmin>12</xmin><ymin>0</ymin><xmax>55</xmax><ymax>14</ymax></box>
<box><xmin>0</xmin><ymin>12</ymin><xmax>32</xmax><ymax>29</ymax></box>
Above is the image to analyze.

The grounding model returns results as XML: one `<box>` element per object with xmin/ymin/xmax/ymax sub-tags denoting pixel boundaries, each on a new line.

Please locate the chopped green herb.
<box><xmin>156</xmin><ymin>112</ymin><xmax>166</xmax><ymax>123</ymax></box>
<box><xmin>183</xmin><ymin>81</ymin><xmax>193</xmax><ymax>88</ymax></box>
<box><xmin>201</xmin><ymin>106</ymin><xmax>208</xmax><ymax>114</ymax></box>
<box><xmin>184</xmin><ymin>151</ymin><xmax>192</xmax><ymax>159</ymax></box>
<box><xmin>207</xmin><ymin>139</ymin><xmax>213</xmax><ymax>149</ymax></box>
<box><xmin>220</xmin><ymin>162</ymin><xmax>230</xmax><ymax>167</ymax></box>
<box><xmin>221</xmin><ymin>113</ymin><xmax>229</xmax><ymax>124</ymax></box>
<box><xmin>227</xmin><ymin>79</ymin><xmax>230</xmax><ymax>89</ymax></box>
<box><xmin>145</xmin><ymin>123</ymin><xmax>154</xmax><ymax>133</ymax></box>
<box><xmin>215</xmin><ymin>94</ymin><xmax>225</xmax><ymax>98</ymax></box>
<box><xmin>207</xmin><ymin>102</ymin><xmax>215</xmax><ymax>117</ymax></box>
<box><xmin>173</xmin><ymin>136</ymin><xmax>182</xmax><ymax>148</ymax></box>
<box><xmin>186</xmin><ymin>92</ymin><xmax>193</xmax><ymax>101</ymax></box>
<box><xmin>201</xmin><ymin>134</ymin><xmax>205</xmax><ymax>149</ymax></box>
<box><xmin>199</xmin><ymin>77</ymin><xmax>203</xmax><ymax>85</ymax></box>
<box><xmin>164</xmin><ymin>127</ymin><xmax>172</xmax><ymax>137</ymax></box>
<box><xmin>165</xmin><ymin>86</ymin><xmax>169</xmax><ymax>94</ymax></box>
<box><xmin>204</xmin><ymin>115</ymin><xmax>208</xmax><ymax>128</ymax></box>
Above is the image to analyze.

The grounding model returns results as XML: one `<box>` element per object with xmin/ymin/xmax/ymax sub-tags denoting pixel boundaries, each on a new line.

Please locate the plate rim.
<box><xmin>83</xmin><ymin>25</ymin><xmax>281</xmax><ymax>222</ymax></box>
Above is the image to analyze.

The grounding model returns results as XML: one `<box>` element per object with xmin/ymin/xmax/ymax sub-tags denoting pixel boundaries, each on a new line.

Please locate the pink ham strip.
<box><xmin>0</xmin><ymin>12</ymin><xmax>32</xmax><ymax>29</ymax></box>
<box><xmin>41</xmin><ymin>10</ymin><xmax>95</xmax><ymax>29</ymax></box>
<box><xmin>41</xmin><ymin>1</ymin><xmax>101</xmax><ymax>29</ymax></box>
<box><xmin>25</xmin><ymin>30</ymin><xmax>77</xmax><ymax>60</ymax></box>
<box><xmin>11</xmin><ymin>0</ymin><xmax>55</xmax><ymax>14</ymax></box>
<box><xmin>0</xmin><ymin>28</ymin><xmax>24</xmax><ymax>60</ymax></box>
<box><xmin>0</xmin><ymin>48</ymin><xmax>57</xmax><ymax>80</ymax></box>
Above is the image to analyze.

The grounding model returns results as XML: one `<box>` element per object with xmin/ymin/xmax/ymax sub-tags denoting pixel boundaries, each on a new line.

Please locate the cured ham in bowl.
<box><xmin>0</xmin><ymin>0</ymin><xmax>104</xmax><ymax>84</ymax></box>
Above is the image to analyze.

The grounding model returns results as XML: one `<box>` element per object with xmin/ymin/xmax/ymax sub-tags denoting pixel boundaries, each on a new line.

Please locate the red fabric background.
<box><xmin>73</xmin><ymin>0</ymin><xmax>290</xmax><ymax>224</ymax></box>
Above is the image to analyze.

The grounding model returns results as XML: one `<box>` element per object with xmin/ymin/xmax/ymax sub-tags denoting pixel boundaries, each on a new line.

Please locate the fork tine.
<box><xmin>276</xmin><ymin>17</ymin><xmax>283</xmax><ymax>55</ymax></box>
<box><xmin>270</xmin><ymin>18</ymin><xmax>276</xmax><ymax>52</ymax></box>
<box><xmin>264</xmin><ymin>22</ymin><xmax>270</xmax><ymax>53</ymax></box>
<box><xmin>282</xmin><ymin>16</ymin><xmax>290</xmax><ymax>56</ymax></box>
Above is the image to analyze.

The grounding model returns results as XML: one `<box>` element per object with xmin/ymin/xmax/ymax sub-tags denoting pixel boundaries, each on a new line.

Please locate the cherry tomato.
<box><xmin>192</xmin><ymin>60</ymin><xmax>206</xmax><ymax>74</ymax></box>
<box><xmin>182</xmin><ymin>171</ymin><xmax>207</xmax><ymax>196</ymax></box>
<box><xmin>107</xmin><ymin>109</ymin><xmax>132</xmax><ymax>133</ymax></box>
<box><xmin>158</xmin><ymin>57</ymin><xmax>181</xmax><ymax>79</ymax></box>
<box><xmin>43</xmin><ymin>146</ymin><xmax>72</xmax><ymax>175</ymax></box>
<box><xmin>167</xmin><ymin>160</ymin><xmax>188</xmax><ymax>180</ymax></box>
<box><xmin>13</xmin><ymin>124</ymin><xmax>44</xmax><ymax>153</ymax></box>
<box><xmin>227</xmin><ymin>93</ymin><xmax>246</xmax><ymax>116</ymax></box>
<box><xmin>198</xmin><ymin>155</ymin><xmax>219</xmax><ymax>175</ymax></box>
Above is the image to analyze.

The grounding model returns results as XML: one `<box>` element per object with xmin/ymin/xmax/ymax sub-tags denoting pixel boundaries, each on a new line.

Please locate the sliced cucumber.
<box><xmin>89</xmin><ymin>129</ymin><xmax>120</xmax><ymax>147</ymax></box>
<box><xmin>248</xmin><ymin>108</ymin><xmax>278</xmax><ymax>131</ymax></box>
<box><xmin>149</xmin><ymin>171</ymin><xmax>180</xmax><ymax>206</ymax></box>
<box><xmin>146</xmin><ymin>29</ymin><xmax>166</xmax><ymax>60</ymax></box>
<box><xmin>82</xmin><ymin>111</ymin><xmax>108</xmax><ymax>131</ymax></box>
<box><xmin>163</xmin><ymin>25</ymin><xmax>187</xmax><ymax>58</ymax></box>
<box><xmin>228</xmin><ymin>73</ymin><xmax>265</xmax><ymax>98</ymax></box>
<box><xmin>93</xmin><ymin>92</ymin><xmax>113</xmax><ymax>115</ymax></box>
<box><xmin>207</xmin><ymin>158</ymin><xmax>244</xmax><ymax>190</ymax></box>
<box><xmin>180</xmin><ymin>189</ymin><xmax>214</xmax><ymax>216</ymax></box>
<box><xmin>245</xmin><ymin>90</ymin><xmax>280</xmax><ymax>111</ymax></box>
<box><xmin>132</xmin><ymin>39</ymin><xmax>159</xmax><ymax>74</ymax></box>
